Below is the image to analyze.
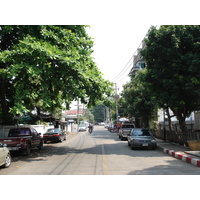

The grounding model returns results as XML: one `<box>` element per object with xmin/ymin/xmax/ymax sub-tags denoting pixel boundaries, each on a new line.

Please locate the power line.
<box><xmin>111</xmin><ymin>55</ymin><xmax>133</xmax><ymax>82</ymax></box>
<box><xmin>111</xmin><ymin>26</ymin><xmax>152</xmax><ymax>83</ymax></box>
<box><xmin>116</xmin><ymin>74</ymin><xmax>129</xmax><ymax>83</ymax></box>
<box><xmin>111</xmin><ymin>43</ymin><xmax>140</xmax><ymax>83</ymax></box>
<box><xmin>112</xmin><ymin>58</ymin><xmax>134</xmax><ymax>83</ymax></box>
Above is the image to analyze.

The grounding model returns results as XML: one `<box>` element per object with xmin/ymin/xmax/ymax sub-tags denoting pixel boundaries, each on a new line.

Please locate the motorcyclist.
<box><xmin>88</xmin><ymin>124</ymin><xmax>93</xmax><ymax>133</ymax></box>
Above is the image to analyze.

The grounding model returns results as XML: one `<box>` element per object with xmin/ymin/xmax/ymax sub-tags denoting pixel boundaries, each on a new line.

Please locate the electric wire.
<box><xmin>111</xmin><ymin>26</ymin><xmax>153</xmax><ymax>84</ymax></box>
<box><xmin>115</xmin><ymin>74</ymin><xmax>129</xmax><ymax>83</ymax></box>
<box><xmin>111</xmin><ymin>41</ymin><xmax>141</xmax><ymax>83</ymax></box>
<box><xmin>111</xmin><ymin>55</ymin><xmax>133</xmax><ymax>82</ymax></box>
<box><xmin>113</xmin><ymin>59</ymin><xmax>134</xmax><ymax>83</ymax></box>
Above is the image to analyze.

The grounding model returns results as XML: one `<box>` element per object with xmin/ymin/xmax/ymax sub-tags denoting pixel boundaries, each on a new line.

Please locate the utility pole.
<box><xmin>114</xmin><ymin>83</ymin><xmax>119</xmax><ymax>121</ymax></box>
<box><xmin>163</xmin><ymin>108</ymin><xmax>166</xmax><ymax>142</ymax></box>
<box><xmin>77</xmin><ymin>99</ymin><xmax>79</xmax><ymax>133</ymax></box>
<box><xmin>77</xmin><ymin>99</ymin><xmax>79</xmax><ymax>124</ymax></box>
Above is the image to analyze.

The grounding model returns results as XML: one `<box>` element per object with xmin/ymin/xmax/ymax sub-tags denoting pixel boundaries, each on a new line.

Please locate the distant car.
<box><xmin>119</xmin><ymin>123</ymin><xmax>135</xmax><ymax>140</ymax></box>
<box><xmin>78</xmin><ymin>124</ymin><xmax>87</xmax><ymax>131</ymax></box>
<box><xmin>99</xmin><ymin>122</ymin><xmax>105</xmax><ymax>126</ymax></box>
<box><xmin>104</xmin><ymin>124</ymin><xmax>110</xmax><ymax>128</ymax></box>
<box><xmin>43</xmin><ymin>128</ymin><xmax>66</xmax><ymax>143</ymax></box>
<box><xmin>0</xmin><ymin>143</ymin><xmax>11</xmax><ymax>168</ymax></box>
<box><xmin>127</xmin><ymin>128</ymin><xmax>157</xmax><ymax>150</ymax></box>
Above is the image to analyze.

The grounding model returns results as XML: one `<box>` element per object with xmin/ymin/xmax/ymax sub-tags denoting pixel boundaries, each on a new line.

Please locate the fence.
<box><xmin>154</xmin><ymin>123</ymin><xmax>200</xmax><ymax>146</ymax></box>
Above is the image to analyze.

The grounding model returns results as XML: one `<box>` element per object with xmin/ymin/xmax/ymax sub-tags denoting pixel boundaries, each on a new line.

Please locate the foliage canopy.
<box><xmin>141</xmin><ymin>25</ymin><xmax>200</xmax><ymax>132</ymax></box>
<box><xmin>0</xmin><ymin>25</ymin><xmax>113</xmax><ymax>124</ymax></box>
<box><xmin>121</xmin><ymin>71</ymin><xmax>157</xmax><ymax>128</ymax></box>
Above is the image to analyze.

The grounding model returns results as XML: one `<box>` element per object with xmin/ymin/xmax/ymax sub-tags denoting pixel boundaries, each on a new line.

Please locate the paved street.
<box><xmin>1</xmin><ymin>126</ymin><xmax>200</xmax><ymax>175</ymax></box>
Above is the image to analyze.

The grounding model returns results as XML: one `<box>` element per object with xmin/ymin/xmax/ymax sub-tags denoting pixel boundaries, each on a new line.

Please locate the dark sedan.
<box><xmin>43</xmin><ymin>128</ymin><xmax>66</xmax><ymax>143</ymax></box>
<box><xmin>127</xmin><ymin>128</ymin><xmax>157</xmax><ymax>150</ymax></box>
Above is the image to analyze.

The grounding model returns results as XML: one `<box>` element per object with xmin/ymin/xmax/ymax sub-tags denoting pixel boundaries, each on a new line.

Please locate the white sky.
<box><xmin>86</xmin><ymin>24</ymin><xmax>151</xmax><ymax>92</ymax></box>
<box><xmin>82</xmin><ymin>0</ymin><xmax>199</xmax><ymax>93</ymax></box>
<box><xmin>2</xmin><ymin>0</ymin><xmax>199</xmax><ymax>93</ymax></box>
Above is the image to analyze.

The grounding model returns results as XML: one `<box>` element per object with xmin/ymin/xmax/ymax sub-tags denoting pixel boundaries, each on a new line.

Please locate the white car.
<box><xmin>0</xmin><ymin>143</ymin><xmax>11</xmax><ymax>168</ymax></box>
<box><xmin>78</xmin><ymin>124</ymin><xmax>87</xmax><ymax>131</ymax></box>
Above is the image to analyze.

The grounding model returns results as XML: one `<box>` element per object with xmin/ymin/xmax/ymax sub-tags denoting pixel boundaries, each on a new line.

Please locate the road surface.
<box><xmin>1</xmin><ymin>126</ymin><xmax>200</xmax><ymax>175</ymax></box>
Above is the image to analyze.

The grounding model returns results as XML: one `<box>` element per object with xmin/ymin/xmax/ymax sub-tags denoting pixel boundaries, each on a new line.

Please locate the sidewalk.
<box><xmin>157</xmin><ymin>139</ymin><xmax>200</xmax><ymax>167</ymax></box>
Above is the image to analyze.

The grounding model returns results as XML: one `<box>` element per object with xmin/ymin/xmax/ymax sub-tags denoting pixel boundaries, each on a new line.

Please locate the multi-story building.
<box><xmin>129</xmin><ymin>40</ymin><xmax>146</xmax><ymax>76</ymax></box>
<box><xmin>128</xmin><ymin>40</ymin><xmax>196</xmax><ymax>130</ymax></box>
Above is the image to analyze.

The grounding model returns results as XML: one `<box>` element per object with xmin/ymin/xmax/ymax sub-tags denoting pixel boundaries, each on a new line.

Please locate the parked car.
<box><xmin>0</xmin><ymin>127</ymin><xmax>43</xmax><ymax>156</ymax></box>
<box><xmin>43</xmin><ymin>128</ymin><xmax>66</xmax><ymax>143</ymax></box>
<box><xmin>104</xmin><ymin>124</ymin><xmax>110</xmax><ymax>128</ymax></box>
<box><xmin>99</xmin><ymin>122</ymin><xmax>105</xmax><ymax>126</ymax></box>
<box><xmin>78</xmin><ymin>124</ymin><xmax>87</xmax><ymax>131</ymax></box>
<box><xmin>119</xmin><ymin>123</ymin><xmax>135</xmax><ymax>140</ymax></box>
<box><xmin>127</xmin><ymin>128</ymin><xmax>157</xmax><ymax>150</ymax></box>
<box><xmin>0</xmin><ymin>143</ymin><xmax>11</xmax><ymax>168</ymax></box>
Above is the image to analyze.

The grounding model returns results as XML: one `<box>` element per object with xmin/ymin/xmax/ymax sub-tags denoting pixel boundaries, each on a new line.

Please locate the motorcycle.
<box><xmin>109</xmin><ymin>127</ymin><xmax>119</xmax><ymax>133</ymax></box>
<box><xmin>88</xmin><ymin>126</ymin><xmax>93</xmax><ymax>134</ymax></box>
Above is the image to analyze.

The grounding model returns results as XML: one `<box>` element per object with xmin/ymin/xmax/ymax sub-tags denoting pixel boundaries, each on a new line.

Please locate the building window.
<box><xmin>141</xmin><ymin>63</ymin><xmax>145</xmax><ymax>69</ymax></box>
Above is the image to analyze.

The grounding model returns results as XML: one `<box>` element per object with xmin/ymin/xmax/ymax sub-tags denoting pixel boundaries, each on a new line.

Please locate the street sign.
<box><xmin>114</xmin><ymin>94</ymin><xmax>119</xmax><ymax>100</ymax></box>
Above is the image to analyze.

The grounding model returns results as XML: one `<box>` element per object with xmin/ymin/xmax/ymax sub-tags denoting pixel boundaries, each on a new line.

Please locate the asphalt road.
<box><xmin>1</xmin><ymin>126</ymin><xmax>200</xmax><ymax>175</ymax></box>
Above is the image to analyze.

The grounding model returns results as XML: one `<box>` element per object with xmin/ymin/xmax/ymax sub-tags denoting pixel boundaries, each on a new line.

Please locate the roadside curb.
<box><xmin>158</xmin><ymin>146</ymin><xmax>200</xmax><ymax>167</ymax></box>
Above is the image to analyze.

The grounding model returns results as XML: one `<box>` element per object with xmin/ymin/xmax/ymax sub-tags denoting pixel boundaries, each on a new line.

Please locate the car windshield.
<box><xmin>8</xmin><ymin>128</ymin><xmax>31</xmax><ymax>137</ymax></box>
<box><xmin>79</xmin><ymin>124</ymin><xmax>86</xmax><ymax>127</ymax></box>
<box><xmin>122</xmin><ymin>125</ymin><xmax>134</xmax><ymax>128</ymax></box>
<box><xmin>46</xmin><ymin>128</ymin><xmax>61</xmax><ymax>133</ymax></box>
<box><xmin>133</xmin><ymin>129</ymin><xmax>152</xmax><ymax>136</ymax></box>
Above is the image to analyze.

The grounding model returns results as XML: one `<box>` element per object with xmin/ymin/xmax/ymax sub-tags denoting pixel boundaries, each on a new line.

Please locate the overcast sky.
<box><xmin>87</xmin><ymin>24</ymin><xmax>151</xmax><ymax>92</ymax></box>
<box><xmin>2</xmin><ymin>0</ymin><xmax>199</xmax><ymax>93</ymax></box>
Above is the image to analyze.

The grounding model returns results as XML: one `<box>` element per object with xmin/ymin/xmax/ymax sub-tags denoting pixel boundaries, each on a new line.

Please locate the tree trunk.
<box><xmin>172</xmin><ymin>109</ymin><xmax>187</xmax><ymax>133</ymax></box>
<box><xmin>0</xmin><ymin>75</ymin><xmax>9</xmax><ymax>125</ymax></box>
<box><xmin>174</xmin><ymin>111</ymin><xmax>188</xmax><ymax>145</ymax></box>
<box><xmin>178</xmin><ymin>115</ymin><xmax>187</xmax><ymax>133</ymax></box>
<box><xmin>166</xmin><ymin>107</ymin><xmax>173</xmax><ymax>132</ymax></box>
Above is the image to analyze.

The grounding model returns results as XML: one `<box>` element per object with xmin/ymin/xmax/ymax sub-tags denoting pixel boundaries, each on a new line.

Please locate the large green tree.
<box><xmin>90</xmin><ymin>103</ymin><xmax>106</xmax><ymax>123</ymax></box>
<box><xmin>141</xmin><ymin>25</ymin><xmax>200</xmax><ymax>132</ymax></box>
<box><xmin>83</xmin><ymin>109</ymin><xmax>94</xmax><ymax>123</ymax></box>
<box><xmin>0</xmin><ymin>25</ymin><xmax>113</xmax><ymax>124</ymax></box>
<box><xmin>121</xmin><ymin>71</ymin><xmax>157</xmax><ymax>128</ymax></box>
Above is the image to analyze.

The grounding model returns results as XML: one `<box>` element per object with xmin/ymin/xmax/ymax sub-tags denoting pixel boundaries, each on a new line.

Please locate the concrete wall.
<box><xmin>0</xmin><ymin>123</ymin><xmax>79</xmax><ymax>139</ymax></box>
<box><xmin>0</xmin><ymin>125</ymin><xmax>54</xmax><ymax>138</ymax></box>
<box><xmin>194</xmin><ymin>111</ymin><xmax>200</xmax><ymax>130</ymax></box>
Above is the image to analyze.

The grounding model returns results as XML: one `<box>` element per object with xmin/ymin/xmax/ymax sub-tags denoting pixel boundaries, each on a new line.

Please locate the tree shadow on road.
<box><xmin>5</xmin><ymin>128</ymin><xmax>200</xmax><ymax>175</ymax></box>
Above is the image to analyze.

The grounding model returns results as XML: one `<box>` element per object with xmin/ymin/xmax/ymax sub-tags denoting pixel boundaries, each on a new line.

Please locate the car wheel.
<box><xmin>128</xmin><ymin>141</ymin><xmax>130</xmax><ymax>146</ymax></box>
<box><xmin>3</xmin><ymin>153</ymin><xmax>11</xmax><ymax>168</ymax></box>
<box><xmin>23</xmin><ymin>143</ymin><xmax>31</xmax><ymax>156</ymax></box>
<box><xmin>38</xmin><ymin>140</ymin><xmax>43</xmax><ymax>150</ymax></box>
<box><xmin>131</xmin><ymin>143</ymin><xmax>135</xmax><ymax>150</ymax></box>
